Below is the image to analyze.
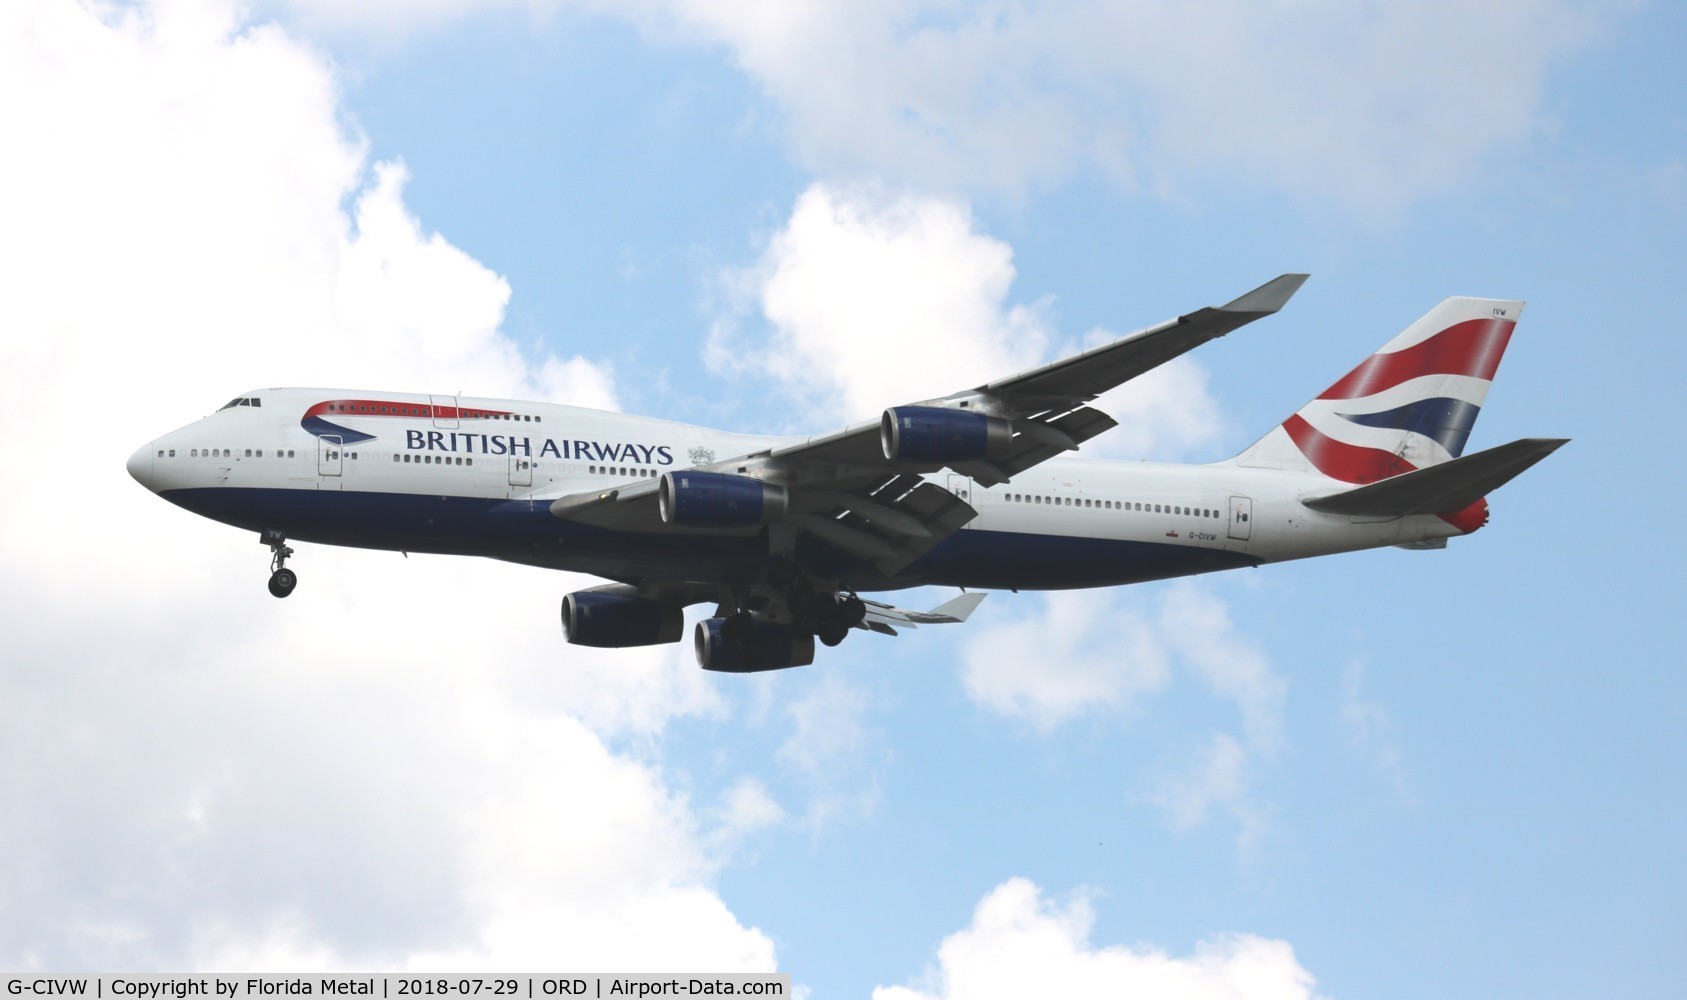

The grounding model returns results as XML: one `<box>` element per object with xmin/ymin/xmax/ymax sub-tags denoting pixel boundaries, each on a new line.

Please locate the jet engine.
<box><xmin>659</xmin><ymin>471</ymin><xmax>788</xmax><ymax>527</ymax></box>
<box><xmin>694</xmin><ymin>617</ymin><xmax>815</xmax><ymax>672</ymax></box>
<box><xmin>881</xmin><ymin>406</ymin><xmax>1012</xmax><ymax>463</ymax></box>
<box><xmin>562</xmin><ymin>590</ymin><xmax>685</xmax><ymax>648</ymax></box>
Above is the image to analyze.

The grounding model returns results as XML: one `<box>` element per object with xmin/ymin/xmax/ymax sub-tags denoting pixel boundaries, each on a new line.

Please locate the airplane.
<box><xmin>126</xmin><ymin>275</ymin><xmax>1566</xmax><ymax>671</ymax></box>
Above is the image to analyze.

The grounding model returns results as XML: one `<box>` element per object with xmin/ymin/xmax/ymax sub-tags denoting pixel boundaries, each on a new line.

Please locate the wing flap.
<box><xmin>953</xmin><ymin>405</ymin><xmax>1120</xmax><ymax>486</ymax></box>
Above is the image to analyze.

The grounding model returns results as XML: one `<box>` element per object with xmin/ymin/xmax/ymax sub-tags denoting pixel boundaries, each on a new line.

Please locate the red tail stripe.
<box><xmin>1318</xmin><ymin>318</ymin><xmax>1514</xmax><ymax>400</ymax></box>
<box><xmin>1286</xmin><ymin>416</ymin><xmax>1488</xmax><ymax>533</ymax></box>
<box><xmin>1283</xmin><ymin>414</ymin><xmax>1417</xmax><ymax>485</ymax></box>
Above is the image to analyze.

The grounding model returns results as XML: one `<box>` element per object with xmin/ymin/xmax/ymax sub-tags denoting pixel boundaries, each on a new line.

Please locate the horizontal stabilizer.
<box><xmin>1303</xmin><ymin>437</ymin><xmax>1568</xmax><ymax>516</ymax></box>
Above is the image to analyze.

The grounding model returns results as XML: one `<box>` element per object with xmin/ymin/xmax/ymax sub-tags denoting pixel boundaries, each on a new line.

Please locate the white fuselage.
<box><xmin>128</xmin><ymin>388</ymin><xmax>1473</xmax><ymax>593</ymax></box>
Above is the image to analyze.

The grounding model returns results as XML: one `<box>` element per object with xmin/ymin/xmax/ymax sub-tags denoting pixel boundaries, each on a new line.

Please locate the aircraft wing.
<box><xmin>755</xmin><ymin>272</ymin><xmax>1308</xmax><ymax>486</ymax></box>
<box><xmin>553</xmin><ymin>275</ymin><xmax>1306</xmax><ymax>574</ymax></box>
<box><xmin>858</xmin><ymin>591</ymin><xmax>986</xmax><ymax>635</ymax></box>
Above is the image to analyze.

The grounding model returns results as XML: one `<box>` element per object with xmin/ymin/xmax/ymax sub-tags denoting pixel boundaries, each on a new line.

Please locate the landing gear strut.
<box><xmin>261</xmin><ymin>529</ymin><xmax>297</xmax><ymax>598</ymax></box>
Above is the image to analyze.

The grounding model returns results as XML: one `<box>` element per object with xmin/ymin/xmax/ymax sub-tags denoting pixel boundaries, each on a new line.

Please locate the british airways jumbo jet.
<box><xmin>127</xmin><ymin>275</ymin><xmax>1564</xmax><ymax>671</ymax></box>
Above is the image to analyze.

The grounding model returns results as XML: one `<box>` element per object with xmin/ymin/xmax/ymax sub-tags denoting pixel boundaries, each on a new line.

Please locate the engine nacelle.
<box><xmin>659</xmin><ymin>471</ymin><xmax>788</xmax><ymax>527</ymax></box>
<box><xmin>561</xmin><ymin>590</ymin><xmax>684</xmax><ymax>648</ymax></box>
<box><xmin>881</xmin><ymin>406</ymin><xmax>1012</xmax><ymax>463</ymax></box>
<box><xmin>694</xmin><ymin>618</ymin><xmax>815</xmax><ymax>673</ymax></box>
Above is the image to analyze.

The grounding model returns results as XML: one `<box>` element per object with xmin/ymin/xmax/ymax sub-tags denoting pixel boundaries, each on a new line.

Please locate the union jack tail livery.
<box><xmin>1232</xmin><ymin>296</ymin><xmax>1521</xmax><ymax>482</ymax></box>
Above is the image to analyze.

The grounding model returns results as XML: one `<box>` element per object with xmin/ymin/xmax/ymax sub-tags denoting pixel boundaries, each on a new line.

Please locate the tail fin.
<box><xmin>1232</xmin><ymin>296</ymin><xmax>1521</xmax><ymax>483</ymax></box>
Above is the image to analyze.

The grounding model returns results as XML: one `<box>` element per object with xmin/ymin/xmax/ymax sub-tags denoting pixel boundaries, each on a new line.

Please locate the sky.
<box><xmin>1</xmin><ymin>0</ymin><xmax>1683</xmax><ymax>996</ymax></box>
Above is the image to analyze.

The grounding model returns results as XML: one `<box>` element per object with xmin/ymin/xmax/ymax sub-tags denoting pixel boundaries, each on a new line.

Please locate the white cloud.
<box><xmin>961</xmin><ymin>584</ymin><xmax>1282</xmax><ymax>847</ymax></box>
<box><xmin>961</xmin><ymin>583</ymin><xmax>1276</xmax><ymax>738</ymax></box>
<box><xmin>959</xmin><ymin>588</ymin><xmax>1172</xmax><ymax>731</ymax></box>
<box><xmin>0</xmin><ymin>0</ymin><xmax>758</xmax><ymax>969</ymax></box>
<box><xmin>656</xmin><ymin>0</ymin><xmax>1610</xmax><ymax>213</ymax></box>
<box><xmin>775</xmin><ymin>673</ymin><xmax>883</xmax><ymax>829</ymax></box>
<box><xmin>264</xmin><ymin>0</ymin><xmax>1616</xmax><ymax>213</ymax></box>
<box><xmin>1085</xmin><ymin>354</ymin><xmax>1227</xmax><ymax>463</ymax></box>
<box><xmin>1145</xmin><ymin>732</ymin><xmax>1270</xmax><ymax>857</ymax></box>
<box><xmin>710</xmin><ymin>182</ymin><xmax>1050</xmax><ymax>426</ymax></box>
<box><xmin>1341</xmin><ymin>660</ymin><xmax>1414</xmax><ymax>805</ymax></box>
<box><xmin>874</xmin><ymin>877</ymin><xmax>1325</xmax><ymax>1000</ymax></box>
<box><xmin>1158</xmin><ymin>585</ymin><xmax>1285</xmax><ymax>753</ymax></box>
<box><xmin>711</xmin><ymin>181</ymin><xmax>1231</xmax><ymax>461</ymax></box>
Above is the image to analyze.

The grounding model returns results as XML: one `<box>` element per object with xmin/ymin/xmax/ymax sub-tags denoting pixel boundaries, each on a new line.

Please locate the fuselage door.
<box><xmin>1228</xmin><ymin>495</ymin><xmax>1253</xmax><ymax>541</ymax></box>
<box><xmin>429</xmin><ymin>395</ymin><xmax>459</xmax><ymax>429</ymax></box>
<box><xmin>318</xmin><ymin>434</ymin><xmax>343</xmax><ymax>478</ymax></box>
<box><xmin>509</xmin><ymin>455</ymin><xmax>533</xmax><ymax>488</ymax></box>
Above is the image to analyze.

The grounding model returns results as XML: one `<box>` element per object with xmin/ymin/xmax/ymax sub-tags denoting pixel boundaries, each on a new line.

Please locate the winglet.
<box><xmin>1220</xmin><ymin>273</ymin><xmax>1309</xmax><ymax>316</ymax></box>
<box><xmin>927</xmin><ymin>592</ymin><xmax>986</xmax><ymax>623</ymax></box>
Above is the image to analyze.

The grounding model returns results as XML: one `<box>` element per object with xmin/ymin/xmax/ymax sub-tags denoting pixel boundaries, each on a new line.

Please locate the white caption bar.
<box><xmin>3</xmin><ymin>977</ymin><xmax>790</xmax><ymax>1000</ymax></box>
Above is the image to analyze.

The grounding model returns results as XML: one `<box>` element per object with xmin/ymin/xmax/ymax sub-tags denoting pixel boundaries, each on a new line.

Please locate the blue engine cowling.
<box><xmin>659</xmin><ymin>471</ymin><xmax>788</xmax><ymax>527</ymax></box>
<box><xmin>694</xmin><ymin>618</ymin><xmax>816</xmax><ymax>672</ymax></box>
<box><xmin>562</xmin><ymin>590</ymin><xmax>685</xmax><ymax>648</ymax></box>
<box><xmin>881</xmin><ymin>406</ymin><xmax>1012</xmax><ymax>463</ymax></box>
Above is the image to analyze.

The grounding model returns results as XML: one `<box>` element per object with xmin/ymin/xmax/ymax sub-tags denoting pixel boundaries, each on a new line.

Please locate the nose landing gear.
<box><xmin>261</xmin><ymin>529</ymin><xmax>297</xmax><ymax>598</ymax></box>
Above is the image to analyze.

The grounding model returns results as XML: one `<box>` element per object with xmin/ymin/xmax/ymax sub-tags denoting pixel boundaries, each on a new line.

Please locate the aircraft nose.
<box><xmin>127</xmin><ymin>443</ymin><xmax>155</xmax><ymax>490</ymax></box>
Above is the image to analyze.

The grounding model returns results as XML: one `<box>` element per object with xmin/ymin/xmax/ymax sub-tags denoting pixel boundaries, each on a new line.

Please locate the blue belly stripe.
<box><xmin>160</xmin><ymin>486</ymin><xmax>1259</xmax><ymax>592</ymax></box>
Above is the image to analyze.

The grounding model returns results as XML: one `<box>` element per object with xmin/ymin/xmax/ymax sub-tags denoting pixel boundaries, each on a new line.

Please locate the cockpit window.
<box><xmin>218</xmin><ymin>396</ymin><xmax>264</xmax><ymax>410</ymax></box>
<box><xmin>220</xmin><ymin>398</ymin><xmax>242</xmax><ymax>410</ymax></box>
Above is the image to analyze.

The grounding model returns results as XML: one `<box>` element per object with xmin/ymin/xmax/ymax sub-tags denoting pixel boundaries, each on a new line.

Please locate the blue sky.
<box><xmin>1</xmin><ymin>0</ymin><xmax>1683</xmax><ymax>996</ymax></box>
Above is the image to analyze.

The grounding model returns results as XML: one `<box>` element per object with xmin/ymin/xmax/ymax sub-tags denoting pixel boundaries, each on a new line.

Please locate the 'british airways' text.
<box><xmin>405</xmin><ymin>430</ymin><xmax>674</xmax><ymax>465</ymax></box>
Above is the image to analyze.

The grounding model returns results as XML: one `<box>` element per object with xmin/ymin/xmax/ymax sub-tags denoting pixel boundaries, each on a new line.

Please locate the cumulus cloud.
<box><xmin>961</xmin><ymin>583</ymin><xmax>1277</xmax><ymax>737</ymax></box>
<box><xmin>873</xmin><ymin>877</ymin><xmax>1324</xmax><ymax>1000</ymax></box>
<box><xmin>958</xmin><ymin>588</ymin><xmax>1172</xmax><ymax>731</ymax></box>
<box><xmin>774</xmin><ymin>673</ymin><xmax>884</xmax><ymax>829</ymax></box>
<box><xmin>710</xmin><ymin>182</ymin><xmax>1050</xmax><ymax>426</ymax></box>
<box><xmin>709</xmin><ymin>181</ymin><xmax>1235</xmax><ymax>464</ymax></box>
<box><xmin>657</xmin><ymin>0</ymin><xmax>1608</xmax><ymax>213</ymax></box>
<box><xmin>0</xmin><ymin>0</ymin><xmax>759</xmax><ymax>968</ymax></box>
<box><xmin>961</xmin><ymin>583</ymin><xmax>1282</xmax><ymax>846</ymax></box>
<box><xmin>269</xmin><ymin>0</ymin><xmax>1616</xmax><ymax>213</ymax></box>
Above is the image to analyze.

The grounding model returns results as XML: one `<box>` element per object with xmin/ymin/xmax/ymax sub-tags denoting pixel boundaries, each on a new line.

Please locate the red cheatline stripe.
<box><xmin>1318</xmin><ymin>318</ymin><xmax>1515</xmax><ymax>400</ymax></box>
<box><xmin>302</xmin><ymin>400</ymin><xmax>512</xmax><ymax>420</ymax></box>
<box><xmin>1283</xmin><ymin>414</ymin><xmax>1417</xmax><ymax>485</ymax></box>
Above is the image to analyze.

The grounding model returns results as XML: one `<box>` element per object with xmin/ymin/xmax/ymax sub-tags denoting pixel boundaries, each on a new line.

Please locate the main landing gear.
<box><xmin>261</xmin><ymin>529</ymin><xmax>297</xmax><ymax>599</ymax></box>
<box><xmin>815</xmin><ymin>594</ymin><xmax>866</xmax><ymax>647</ymax></box>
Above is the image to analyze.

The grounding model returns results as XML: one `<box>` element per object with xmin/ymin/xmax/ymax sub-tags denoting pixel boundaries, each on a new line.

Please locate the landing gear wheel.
<box><xmin>262</xmin><ymin>529</ymin><xmax>297</xmax><ymax>598</ymax></box>
<box><xmin>268</xmin><ymin>567</ymin><xmax>297</xmax><ymax>598</ymax></box>
<box><xmin>817</xmin><ymin>622</ymin><xmax>849</xmax><ymax>647</ymax></box>
<box><xmin>839</xmin><ymin>594</ymin><xmax>867</xmax><ymax>627</ymax></box>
